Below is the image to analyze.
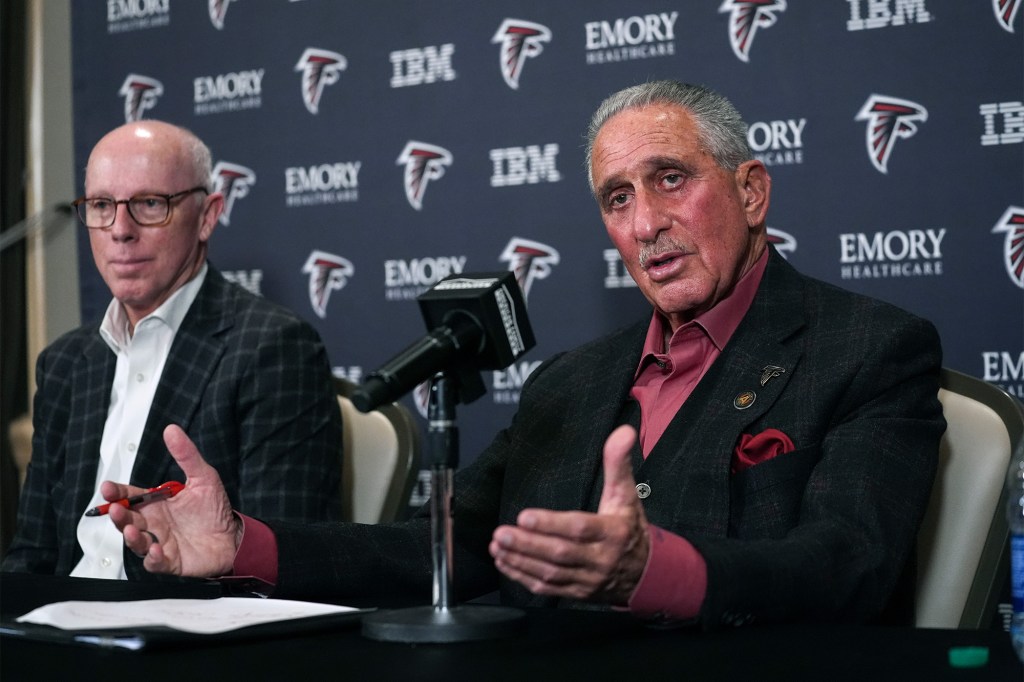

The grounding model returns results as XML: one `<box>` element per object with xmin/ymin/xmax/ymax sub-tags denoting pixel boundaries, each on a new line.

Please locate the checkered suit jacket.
<box><xmin>3</xmin><ymin>266</ymin><xmax>343</xmax><ymax>577</ymax></box>
<box><xmin>267</xmin><ymin>248</ymin><xmax>944</xmax><ymax>626</ymax></box>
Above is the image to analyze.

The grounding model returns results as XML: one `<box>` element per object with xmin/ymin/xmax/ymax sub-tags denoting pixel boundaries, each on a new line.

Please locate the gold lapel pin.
<box><xmin>734</xmin><ymin>390</ymin><xmax>756</xmax><ymax>409</ymax></box>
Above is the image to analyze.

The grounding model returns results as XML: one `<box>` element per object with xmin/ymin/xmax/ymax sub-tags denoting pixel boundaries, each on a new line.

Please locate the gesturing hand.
<box><xmin>105</xmin><ymin>424</ymin><xmax>240</xmax><ymax>578</ymax></box>
<box><xmin>488</xmin><ymin>425</ymin><xmax>650</xmax><ymax>605</ymax></box>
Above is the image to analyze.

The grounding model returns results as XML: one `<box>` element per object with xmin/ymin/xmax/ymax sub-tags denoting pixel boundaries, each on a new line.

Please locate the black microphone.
<box><xmin>350</xmin><ymin>272</ymin><xmax>535</xmax><ymax>412</ymax></box>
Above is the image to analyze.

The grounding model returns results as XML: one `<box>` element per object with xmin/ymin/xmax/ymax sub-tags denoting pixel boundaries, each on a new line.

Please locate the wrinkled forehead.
<box><xmin>591</xmin><ymin>104</ymin><xmax>703</xmax><ymax>178</ymax></box>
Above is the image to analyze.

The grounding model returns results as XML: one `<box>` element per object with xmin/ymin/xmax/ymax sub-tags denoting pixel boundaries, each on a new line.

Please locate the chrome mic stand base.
<box><xmin>360</xmin><ymin>371</ymin><xmax>524</xmax><ymax>643</ymax></box>
<box><xmin>361</xmin><ymin>604</ymin><xmax>525</xmax><ymax>643</ymax></box>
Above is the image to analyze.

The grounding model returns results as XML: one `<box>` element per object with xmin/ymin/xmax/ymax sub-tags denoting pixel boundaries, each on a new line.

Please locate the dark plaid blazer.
<box><xmin>3</xmin><ymin>266</ymin><xmax>343</xmax><ymax>577</ymax></box>
<box><xmin>269</xmin><ymin>248</ymin><xmax>944</xmax><ymax>627</ymax></box>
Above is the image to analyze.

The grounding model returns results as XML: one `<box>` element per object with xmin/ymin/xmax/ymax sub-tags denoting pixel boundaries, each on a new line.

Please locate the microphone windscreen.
<box><xmin>416</xmin><ymin>271</ymin><xmax>535</xmax><ymax>370</ymax></box>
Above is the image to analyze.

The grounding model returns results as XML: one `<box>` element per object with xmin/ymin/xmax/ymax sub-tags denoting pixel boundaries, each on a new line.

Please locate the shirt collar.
<box><xmin>99</xmin><ymin>262</ymin><xmax>209</xmax><ymax>352</ymax></box>
<box><xmin>637</xmin><ymin>248</ymin><xmax>769</xmax><ymax>360</ymax></box>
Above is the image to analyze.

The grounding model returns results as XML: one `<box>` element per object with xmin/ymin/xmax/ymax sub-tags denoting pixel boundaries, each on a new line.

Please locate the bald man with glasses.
<box><xmin>3</xmin><ymin>120</ymin><xmax>343</xmax><ymax>579</ymax></box>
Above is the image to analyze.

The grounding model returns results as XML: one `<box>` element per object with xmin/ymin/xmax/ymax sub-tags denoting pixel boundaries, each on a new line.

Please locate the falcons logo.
<box><xmin>413</xmin><ymin>381</ymin><xmax>431</xmax><ymax>419</ymax></box>
<box><xmin>993</xmin><ymin>206</ymin><xmax>1024</xmax><ymax>289</ymax></box>
<box><xmin>302</xmin><ymin>250</ymin><xmax>354</xmax><ymax>319</ymax></box>
<box><xmin>210</xmin><ymin>161</ymin><xmax>256</xmax><ymax>226</ymax></box>
<box><xmin>994</xmin><ymin>0</ymin><xmax>1022</xmax><ymax>32</ymax></box>
<box><xmin>208</xmin><ymin>0</ymin><xmax>238</xmax><ymax>30</ymax></box>
<box><xmin>499</xmin><ymin>237</ymin><xmax>560</xmax><ymax>303</ymax></box>
<box><xmin>118</xmin><ymin>74</ymin><xmax>163</xmax><ymax>123</ymax></box>
<box><xmin>719</xmin><ymin>0</ymin><xmax>786</xmax><ymax>63</ymax></box>
<box><xmin>491</xmin><ymin>19</ymin><xmax>551</xmax><ymax>90</ymax></box>
<box><xmin>855</xmin><ymin>95</ymin><xmax>928</xmax><ymax>174</ymax></box>
<box><xmin>295</xmin><ymin>48</ymin><xmax>347</xmax><ymax>114</ymax></box>
<box><xmin>766</xmin><ymin>226</ymin><xmax>797</xmax><ymax>259</ymax></box>
<box><xmin>397</xmin><ymin>141</ymin><xmax>452</xmax><ymax>210</ymax></box>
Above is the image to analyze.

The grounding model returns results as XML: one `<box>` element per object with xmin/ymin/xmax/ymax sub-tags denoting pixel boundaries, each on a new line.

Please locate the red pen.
<box><xmin>84</xmin><ymin>481</ymin><xmax>185</xmax><ymax>517</ymax></box>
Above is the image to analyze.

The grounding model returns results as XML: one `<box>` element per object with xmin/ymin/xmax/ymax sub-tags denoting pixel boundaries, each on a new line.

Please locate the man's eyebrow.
<box><xmin>596</xmin><ymin>155</ymin><xmax>694</xmax><ymax>201</ymax></box>
<box><xmin>595</xmin><ymin>175</ymin><xmax>626</xmax><ymax>204</ymax></box>
<box><xmin>645</xmin><ymin>155</ymin><xmax>692</xmax><ymax>174</ymax></box>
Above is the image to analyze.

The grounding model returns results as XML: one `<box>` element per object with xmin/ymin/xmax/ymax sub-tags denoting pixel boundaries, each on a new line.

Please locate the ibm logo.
<box><xmin>603</xmin><ymin>249</ymin><xmax>637</xmax><ymax>289</ymax></box>
<box><xmin>980</xmin><ymin>102</ymin><xmax>1024</xmax><ymax>146</ymax></box>
<box><xmin>222</xmin><ymin>270</ymin><xmax>263</xmax><ymax>295</ymax></box>
<box><xmin>846</xmin><ymin>0</ymin><xmax>932</xmax><ymax>31</ymax></box>
<box><xmin>389</xmin><ymin>44</ymin><xmax>456</xmax><ymax>88</ymax></box>
<box><xmin>489</xmin><ymin>144</ymin><xmax>561</xmax><ymax>187</ymax></box>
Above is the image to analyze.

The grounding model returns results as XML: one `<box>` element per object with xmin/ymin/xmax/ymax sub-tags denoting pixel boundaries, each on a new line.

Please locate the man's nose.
<box><xmin>108</xmin><ymin>202</ymin><xmax>139</xmax><ymax>241</ymax></box>
<box><xmin>633</xmin><ymin>191</ymin><xmax>670</xmax><ymax>242</ymax></box>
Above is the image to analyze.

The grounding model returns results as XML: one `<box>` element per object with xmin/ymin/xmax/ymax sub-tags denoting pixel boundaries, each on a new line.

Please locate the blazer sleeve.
<box><xmin>227</xmin><ymin>310</ymin><xmax>343</xmax><ymax>523</ymax></box>
<box><xmin>2</xmin><ymin>351</ymin><xmax>63</xmax><ymax>573</ymax></box>
<box><xmin>1</xmin><ymin>333</ymin><xmax>102</xmax><ymax>574</ymax></box>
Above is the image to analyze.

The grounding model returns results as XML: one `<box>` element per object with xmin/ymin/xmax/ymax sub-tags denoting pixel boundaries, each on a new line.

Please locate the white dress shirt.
<box><xmin>71</xmin><ymin>264</ymin><xmax>208</xmax><ymax>579</ymax></box>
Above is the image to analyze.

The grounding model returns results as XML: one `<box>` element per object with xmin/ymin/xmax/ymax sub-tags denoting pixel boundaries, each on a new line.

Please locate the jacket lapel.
<box><xmin>130</xmin><ymin>270</ymin><xmax>233</xmax><ymax>486</ymax></box>
<box><xmin>637</xmin><ymin>249</ymin><xmax>807</xmax><ymax>538</ymax></box>
<box><xmin>554</xmin><ymin>321</ymin><xmax>648</xmax><ymax>515</ymax></box>
<box><xmin>64</xmin><ymin>335</ymin><xmax>117</xmax><ymax>531</ymax></box>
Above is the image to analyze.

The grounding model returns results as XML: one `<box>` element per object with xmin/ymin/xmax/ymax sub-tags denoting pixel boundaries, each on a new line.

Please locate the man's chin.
<box><xmin>652</xmin><ymin>290</ymin><xmax>712</xmax><ymax>325</ymax></box>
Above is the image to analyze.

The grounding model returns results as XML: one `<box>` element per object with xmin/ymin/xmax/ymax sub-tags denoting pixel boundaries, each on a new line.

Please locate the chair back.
<box><xmin>915</xmin><ymin>368</ymin><xmax>1024</xmax><ymax>628</ymax></box>
<box><xmin>335</xmin><ymin>377</ymin><xmax>420</xmax><ymax>524</ymax></box>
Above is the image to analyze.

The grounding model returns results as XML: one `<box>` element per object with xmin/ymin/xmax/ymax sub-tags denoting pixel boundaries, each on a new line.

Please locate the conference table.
<box><xmin>1</xmin><ymin>573</ymin><xmax>1020</xmax><ymax>681</ymax></box>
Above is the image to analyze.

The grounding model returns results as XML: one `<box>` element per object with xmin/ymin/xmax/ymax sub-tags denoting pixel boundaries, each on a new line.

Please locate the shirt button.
<box><xmin>127</xmin><ymin>443</ymin><xmax>137</xmax><ymax>452</ymax></box>
<box><xmin>635</xmin><ymin>482</ymin><xmax>651</xmax><ymax>499</ymax></box>
<box><xmin>101</xmin><ymin>557</ymin><xmax>112</xmax><ymax>567</ymax></box>
<box><xmin>136</xmin><ymin>373</ymin><xmax>145</xmax><ymax>382</ymax></box>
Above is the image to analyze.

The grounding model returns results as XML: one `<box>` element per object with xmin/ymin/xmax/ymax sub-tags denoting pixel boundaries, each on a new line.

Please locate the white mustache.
<box><xmin>638</xmin><ymin>237</ymin><xmax>687</xmax><ymax>269</ymax></box>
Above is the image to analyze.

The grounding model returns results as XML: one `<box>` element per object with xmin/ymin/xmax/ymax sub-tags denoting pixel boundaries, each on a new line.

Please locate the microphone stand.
<box><xmin>361</xmin><ymin>371</ymin><xmax>525</xmax><ymax>642</ymax></box>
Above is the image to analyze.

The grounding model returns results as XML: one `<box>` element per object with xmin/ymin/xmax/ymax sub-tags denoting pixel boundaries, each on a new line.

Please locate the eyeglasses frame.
<box><xmin>72</xmin><ymin>186</ymin><xmax>210</xmax><ymax>229</ymax></box>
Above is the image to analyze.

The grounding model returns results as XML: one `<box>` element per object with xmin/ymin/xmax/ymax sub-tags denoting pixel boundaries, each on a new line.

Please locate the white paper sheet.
<box><xmin>17</xmin><ymin>597</ymin><xmax>358</xmax><ymax>635</ymax></box>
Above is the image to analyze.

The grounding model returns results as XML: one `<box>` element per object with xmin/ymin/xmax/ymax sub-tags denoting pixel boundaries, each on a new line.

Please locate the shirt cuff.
<box><xmin>627</xmin><ymin>523</ymin><xmax>707</xmax><ymax>621</ymax></box>
<box><xmin>228</xmin><ymin>512</ymin><xmax>279</xmax><ymax>590</ymax></box>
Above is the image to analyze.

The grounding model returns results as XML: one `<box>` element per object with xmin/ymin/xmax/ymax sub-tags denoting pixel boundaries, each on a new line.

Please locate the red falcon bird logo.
<box><xmin>719</xmin><ymin>0</ymin><xmax>787</xmax><ymax>63</ymax></box>
<box><xmin>119</xmin><ymin>74</ymin><xmax>163</xmax><ymax>123</ymax></box>
<box><xmin>302</xmin><ymin>250</ymin><xmax>354</xmax><ymax>318</ymax></box>
<box><xmin>211</xmin><ymin>161</ymin><xmax>256</xmax><ymax>226</ymax></box>
<box><xmin>499</xmin><ymin>237</ymin><xmax>560</xmax><ymax>303</ymax></box>
<box><xmin>491</xmin><ymin>19</ymin><xmax>551</xmax><ymax>90</ymax></box>
<box><xmin>994</xmin><ymin>0</ymin><xmax>1022</xmax><ymax>32</ymax></box>
<box><xmin>209</xmin><ymin>0</ymin><xmax>238</xmax><ymax>30</ymax></box>
<box><xmin>397</xmin><ymin>141</ymin><xmax>452</xmax><ymax>210</ymax></box>
<box><xmin>295</xmin><ymin>48</ymin><xmax>347</xmax><ymax>114</ymax></box>
<box><xmin>413</xmin><ymin>381</ymin><xmax>431</xmax><ymax>419</ymax></box>
<box><xmin>993</xmin><ymin>206</ymin><xmax>1024</xmax><ymax>288</ymax></box>
<box><xmin>766</xmin><ymin>226</ymin><xmax>797</xmax><ymax>259</ymax></box>
<box><xmin>855</xmin><ymin>95</ymin><xmax>928</xmax><ymax>174</ymax></box>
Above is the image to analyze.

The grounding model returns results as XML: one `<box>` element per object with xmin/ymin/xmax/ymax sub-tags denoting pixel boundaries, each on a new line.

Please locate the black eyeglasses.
<box><xmin>72</xmin><ymin>186</ymin><xmax>209</xmax><ymax>229</ymax></box>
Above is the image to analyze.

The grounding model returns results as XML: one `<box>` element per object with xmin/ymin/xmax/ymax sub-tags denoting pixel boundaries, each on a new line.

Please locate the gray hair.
<box><xmin>584</xmin><ymin>80</ymin><xmax>752</xmax><ymax>192</ymax></box>
<box><xmin>177</xmin><ymin>125</ymin><xmax>214</xmax><ymax>191</ymax></box>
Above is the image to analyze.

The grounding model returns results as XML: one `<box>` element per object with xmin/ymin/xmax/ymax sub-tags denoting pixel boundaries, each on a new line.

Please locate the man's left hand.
<box><xmin>489</xmin><ymin>425</ymin><xmax>650</xmax><ymax>605</ymax></box>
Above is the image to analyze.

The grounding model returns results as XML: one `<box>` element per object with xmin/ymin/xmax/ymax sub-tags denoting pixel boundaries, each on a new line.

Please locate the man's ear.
<box><xmin>736</xmin><ymin>160</ymin><xmax>770</xmax><ymax>227</ymax></box>
<box><xmin>198</xmin><ymin>192</ymin><xmax>225</xmax><ymax>242</ymax></box>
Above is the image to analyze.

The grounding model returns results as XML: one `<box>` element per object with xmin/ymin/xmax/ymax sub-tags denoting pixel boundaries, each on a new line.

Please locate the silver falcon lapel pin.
<box><xmin>760</xmin><ymin>365</ymin><xmax>786</xmax><ymax>387</ymax></box>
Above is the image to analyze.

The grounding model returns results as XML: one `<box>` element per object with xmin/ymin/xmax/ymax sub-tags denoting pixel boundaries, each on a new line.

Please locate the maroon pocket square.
<box><xmin>731</xmin><ymin>428</ymin><xmax>795</xmax><ymax>474</ymax></box>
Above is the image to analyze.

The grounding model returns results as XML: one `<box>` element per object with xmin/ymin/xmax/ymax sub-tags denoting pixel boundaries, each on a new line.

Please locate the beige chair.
<box><xmin>8</xmin><ymin>413</ymin><xmax>33</xmax><ymax>488</ymax></box>
<box><xmin>915</xmin><ymin>368</ymin><xmax>1024</xmax><ymax>628</ymax></box>
<box><xmin>335</xmin><ymin>377</ymin><xmax>420</xmax><ymax>524</ymax></box>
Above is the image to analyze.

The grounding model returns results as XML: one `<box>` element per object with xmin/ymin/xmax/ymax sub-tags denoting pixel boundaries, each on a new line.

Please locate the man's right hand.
<box><xmin>106</xmin><ymin>424</ymin><xmax>240</xmax><ymax>578</ymax></box>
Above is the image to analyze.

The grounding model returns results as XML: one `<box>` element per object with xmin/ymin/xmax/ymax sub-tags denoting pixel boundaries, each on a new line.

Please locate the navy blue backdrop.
<box><xmin>71</xmin><ymin>1</ymin><xmax>1024</xmax><ymax>508</ymax></box>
